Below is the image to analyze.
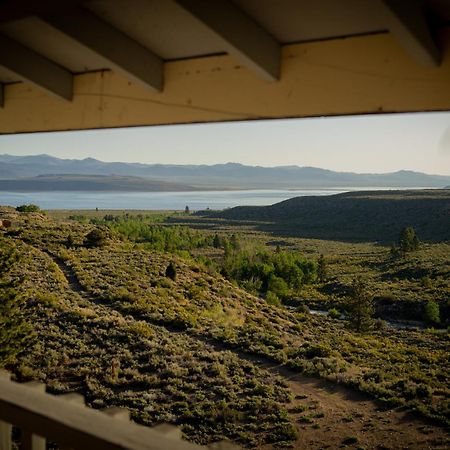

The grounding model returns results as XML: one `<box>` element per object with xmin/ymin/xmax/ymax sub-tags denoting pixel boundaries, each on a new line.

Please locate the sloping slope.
<box><xmin>204</xmin><ymin>190</ymin><xmax>450</xmax><ymax>242</ymax></box>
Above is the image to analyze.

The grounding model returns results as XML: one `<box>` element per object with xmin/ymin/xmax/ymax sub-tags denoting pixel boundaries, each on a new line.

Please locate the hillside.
<box><xmin>200</xmin><ymin>190</ymin><xmax>450</xmax><ymax>242</ymax></box>
<box><xmin>1</xmin><ymin>154</ymin><xmax>450</xmax><ymax>189</ymax></box>
<box><xmin>0</xmin><ymin>174</ymin><xmax>197</xmax><ymax>192</ymax></box>
<box><xmin>0</xmin><ymin>209</ymin><xmax>448</xmax><ymax>449</ymax></box>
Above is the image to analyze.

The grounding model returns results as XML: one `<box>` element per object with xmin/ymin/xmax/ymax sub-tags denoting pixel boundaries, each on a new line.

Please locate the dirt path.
<box><xmin>44</xmin><ymin>248</ymin><xmax>449</xmax><ymax>450</ymax></box>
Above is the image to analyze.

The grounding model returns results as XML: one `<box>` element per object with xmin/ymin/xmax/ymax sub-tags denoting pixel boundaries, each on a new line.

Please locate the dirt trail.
<box><xmin>44</xmin><ymin>248</ymin><xmax>449</xmax><ymax>450</ymax></box>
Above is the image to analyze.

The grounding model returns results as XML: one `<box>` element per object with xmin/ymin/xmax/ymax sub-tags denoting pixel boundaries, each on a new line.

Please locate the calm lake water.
<box><xmin>0</xmin><ymin>187</ymin><xmax>422</xmax><ymax>210</ymax></box>
<box><xmin>0</xmin><ymin>189</ymin><xmax>352</xmax><ymax>210</ymax></box>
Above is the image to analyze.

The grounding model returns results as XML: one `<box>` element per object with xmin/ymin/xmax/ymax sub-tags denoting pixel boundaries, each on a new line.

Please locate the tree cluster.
<box><xmin>221</xmin><ymin>246</ymin><xmax>317</xmax><ymax>301</ymax></box>
<box><xmin>92</xmin><ymin>216</ymin><xmax>211</xmax><ymax>252</ymax></box>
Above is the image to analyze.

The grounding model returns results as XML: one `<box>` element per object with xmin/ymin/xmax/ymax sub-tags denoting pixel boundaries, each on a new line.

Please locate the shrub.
<box><xmin>304</xmin><ymin>343</ymin><xmax>332</xmax><ymax>359</ymax></box>
<box><xmin>16</xmin><ymin>204</ymin><xmax>40</xmax><ymax>213</ymax></box>
<box><xmin>421</xmin><ymin>276</ymin><xmax>433</xmax><ymax>289</ymax></box>
<box><xmin>424</xmin><ymin>300</ymin><xmax>440</xmax><ymax>325</ymax></box>
<box><xmin>165</xmin><ymin>262</ymin><xmax>177</xmax><ymax>281</ymax></box>
<box><xmin>65</xmin><ymin>233</ymin><xmax>75</xmax><ymax>248</ymax></box>
<box><xmin>266</xmin><ymin>291</ymin><xmax>281</xmax><ymax>307</ymax></box>
<box><xmin>83</xmin><ymin>228</ymin><xmax>108</xmax><ymax>248</ymax></box>
<box><xmin>0</xmin><ymin>242</ymin><xmax>33</xmax><ymax>365</ymax></box>
<box><xmin>328</xmin><ymin>307</ymin><xmax>340</xmax><ymax>319</ymax></box>
<box><xmin>297</xmin><ymin>304</ymin><xmax>310</xmax><ymax>314</ymax></box>
<box><xmin>268</xmin><ymin>275</ymin><xmax>290</xmax><ymax>299</ymax></box>
<box><xmin>342</xmin><ymin>436</ymin><xmax>358</xmax><ymax>445</ymax></box>
<box><xmin>373</xmin><ymin>318</ymin><xmax>387</xmax><ymax>331</ymax></box>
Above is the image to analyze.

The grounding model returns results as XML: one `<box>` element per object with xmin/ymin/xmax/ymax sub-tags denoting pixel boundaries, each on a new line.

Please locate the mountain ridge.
<box><xmin>1</xmin><ymin>154</ymin><xmax>450</xmax><ymax>189</ymax></box>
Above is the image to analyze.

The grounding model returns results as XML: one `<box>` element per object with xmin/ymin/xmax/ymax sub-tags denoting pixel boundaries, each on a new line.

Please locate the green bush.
<box><xmin>424</xmin><ymin>300</ymin><xmax>440</xmax><ymax>325</ymax></box>
<box><xmin>328</xmin><ymin>307</ymin><xmax>340</xmax><ymax>319</ymax></box>
<box><xmin>83</xmin><ymin>229</ymin><xmax>108</xmax><ymax>248</ymax></box>
<box><xmin>16</xmin><ymin>204</ymin><xmax>40</xmax><ymax>213</ymax></box>
<box><xmin>266</xmin><ymin>291</ymin><xmax>281</xmax><ymax>307</ymax></box>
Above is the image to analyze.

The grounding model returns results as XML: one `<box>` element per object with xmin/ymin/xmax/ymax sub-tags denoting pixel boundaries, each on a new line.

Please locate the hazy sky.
<box><xmin>1</xmin><ymin>112</ymin><xmax>450</xmax><ymax>175</ymax></box>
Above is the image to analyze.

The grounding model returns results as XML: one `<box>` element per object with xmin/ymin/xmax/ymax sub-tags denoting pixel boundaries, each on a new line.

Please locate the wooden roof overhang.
<box><xmin>0</xmin><ymin>0</ymin><xmax>449</xmax><ymax>133</ymax></box>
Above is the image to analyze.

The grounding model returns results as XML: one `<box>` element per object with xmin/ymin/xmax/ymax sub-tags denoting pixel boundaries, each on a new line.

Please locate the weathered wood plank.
<box><xmin>0</xmin><ymin>377</ymin><xmax>200</xmax><ymax>450</ymax></box>
<box><xmin>22</xmin><ymin>382</ymin><xmax>46</xmax><ymax>450</ymax></box>
<box><xmin>102</xmin><ymin>407</ymin><xmax>130</xmax><ymax>422</ymax></box>
<box><xmin>1</xmin><ymin>28</ymin><xmax>450</xmax><ymax>133</ymax></box>
<box><xmin>0</xmin><ymin>371</ymin><xmax>12</xmax><ymax>450</ymax></box>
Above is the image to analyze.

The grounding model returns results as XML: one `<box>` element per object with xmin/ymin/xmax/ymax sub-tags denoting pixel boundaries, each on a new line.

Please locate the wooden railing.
<box><xmin>0</xmin><ymin>371</ymin><xmax>238</xmax><ymax>450</ymax></box>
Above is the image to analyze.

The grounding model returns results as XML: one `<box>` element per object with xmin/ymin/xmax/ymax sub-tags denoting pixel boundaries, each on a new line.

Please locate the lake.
<box><xmin>0</xmin><ymin>189</ymin><xmax>353</xmax><ymax>210</ymax></box>
<box><xmin>0</xmin><ymin>187</ymin><xmax>420</xmax><ymax>210</ymax></box>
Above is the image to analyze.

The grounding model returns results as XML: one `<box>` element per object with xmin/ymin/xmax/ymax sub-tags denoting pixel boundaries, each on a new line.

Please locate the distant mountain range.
<box><xmin>1</xmin><ymin>154</ymin><xmax>450</xmax><ymax>190</ymax></box>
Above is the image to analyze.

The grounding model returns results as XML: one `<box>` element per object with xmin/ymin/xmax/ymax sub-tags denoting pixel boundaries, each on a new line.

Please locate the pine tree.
<box><xmin>399</xmin><ymin>226</ymin><xmax>420</xmax><ymax>253</ymax></box>
<box><xmin>347</xmin><ymin>277</ymin><xmax>374</xmax><ymax>333</ymax></box>
<box><xmin>317</xmin><ymin>254</ymin><xmax>328</xmax><ymax>283</ymax></box>
<box><xmin>230</xmin><ymin>234</ymin><xmax>240</xmax><ymax>251</ymax></box>
<box><xmin>165</xmin><ymin>261</ymin><xmax>177</xmax><ymax>281</ymax></box>
<box><xmin>213</xmin><ymin>234</ymin><xmax>221</xmax><ymax>249</ymax></box>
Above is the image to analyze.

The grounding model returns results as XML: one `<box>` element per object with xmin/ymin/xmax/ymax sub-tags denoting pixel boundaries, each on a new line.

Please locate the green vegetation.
<box><xmin>83</xmin><ymin>228</ymin><xmax>109</xmax><ymax>248</ymax></box>
<box><xmin>72</xmin><ymin>213</ymin><xmax>319</xmax><ymax>301</ymax></box>
<box><xmin>347</xmin><ymin>278</ymin><xmax>374</xmax><ymax>333</ymax></box>
<box><xmin>16</xmin><ymin>204</ymin><xmax>41</xmax><ymax>213</ymax></box>
<box><xmin>0</xmin><ymin>238</ymin><xmax>33</xmax><ymax>365</ymax></box>
<box><xmin>424</xmin><ymin>300</ymin><xmax>440</xmax><ymax>325</ymax></box>
<box><xmin>398</xmin><ymin>226</ymin><xmax>420</xmax><ymax>254</ymax></box>
<box><xmin>165</xmin><ymin>261</ymin><xmax>177</xmax><ymax>281</ymax></box>
<box><xmin>221</xmin><ymin>245</ymin><xmax>317</xmax><ymax>300</ymax></box>
<box><xmin>0</xmin><ymin>204</ymin><xmax>449</xmax><ymax>448</ymax></box>
<box><xmin>202</xmin><ymin>190</ymin><xmax>450</xmax><ymax>242</ymax></box>
<box><xmin>317</xmin><ymin>254</ymin><xmax>328</xmax><ymax>283</ymax></box>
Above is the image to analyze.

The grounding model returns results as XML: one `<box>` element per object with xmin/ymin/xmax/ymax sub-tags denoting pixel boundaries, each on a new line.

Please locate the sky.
<box><xmin>1</xmin><ymin>112</ymin><xmax>450</xmax><ymax>175</ymax></box>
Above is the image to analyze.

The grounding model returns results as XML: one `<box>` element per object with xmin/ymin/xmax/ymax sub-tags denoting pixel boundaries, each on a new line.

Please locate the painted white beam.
<box><xmin>379</xmin><ymin>0</ymin><xmax>440</xmax><ymax>67</ymax></box>
<box><xmin>41</xmin><ymin>7</ymin><xmax>163</xmax><ymax>91</ymax></box>
<box><xmin>175</xmin><ymin>0</ymin><xmax>280</xmax><ymax>81</ymax></box>
<box><xmin>0</xmin><ymin>34</ymin><xmax>72</xmax><ymax>101</ymax></box>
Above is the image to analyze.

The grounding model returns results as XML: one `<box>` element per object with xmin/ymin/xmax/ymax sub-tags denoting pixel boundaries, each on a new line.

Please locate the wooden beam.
<box><xmin>0</xmin><ymin>377</ymin><xmax>202</xmax><ymax>450</ymax></box>
<box><xmin>0</xmin><ymin>371</ymin><xmax>12</xmax><ymax>450</ymax></box>
<box><xmin>379</xmin><ymin>0</ymin><xmax>440</xmax><ymax>66</ymax></box>
<box><xmin>175</xmin><ymin>0</ymin><xmax>280</xmax><ymax>81</ymax></box>
<box><xmin>0</xmin><ymin>34</ymin><xmax>72</xmax><ymax>100</ymax></box>
<box><xmin>2</xmin><ymin>30</ymin><xmax>450</xmax><ymax>133</ymax></box>
<box><xmin>0</xmin><ymin>0</ymin><xmax>88</xmax><ymax>25</ymax></box>
<box><xmin>0</xmin><ymin>83</ymin><xmax>3</xmax><ymax>108</ymax></box>
<box><xmin>41</xmin><ymin>7</ymin><xmax>163</xmax><ymax>91</ymax></box>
